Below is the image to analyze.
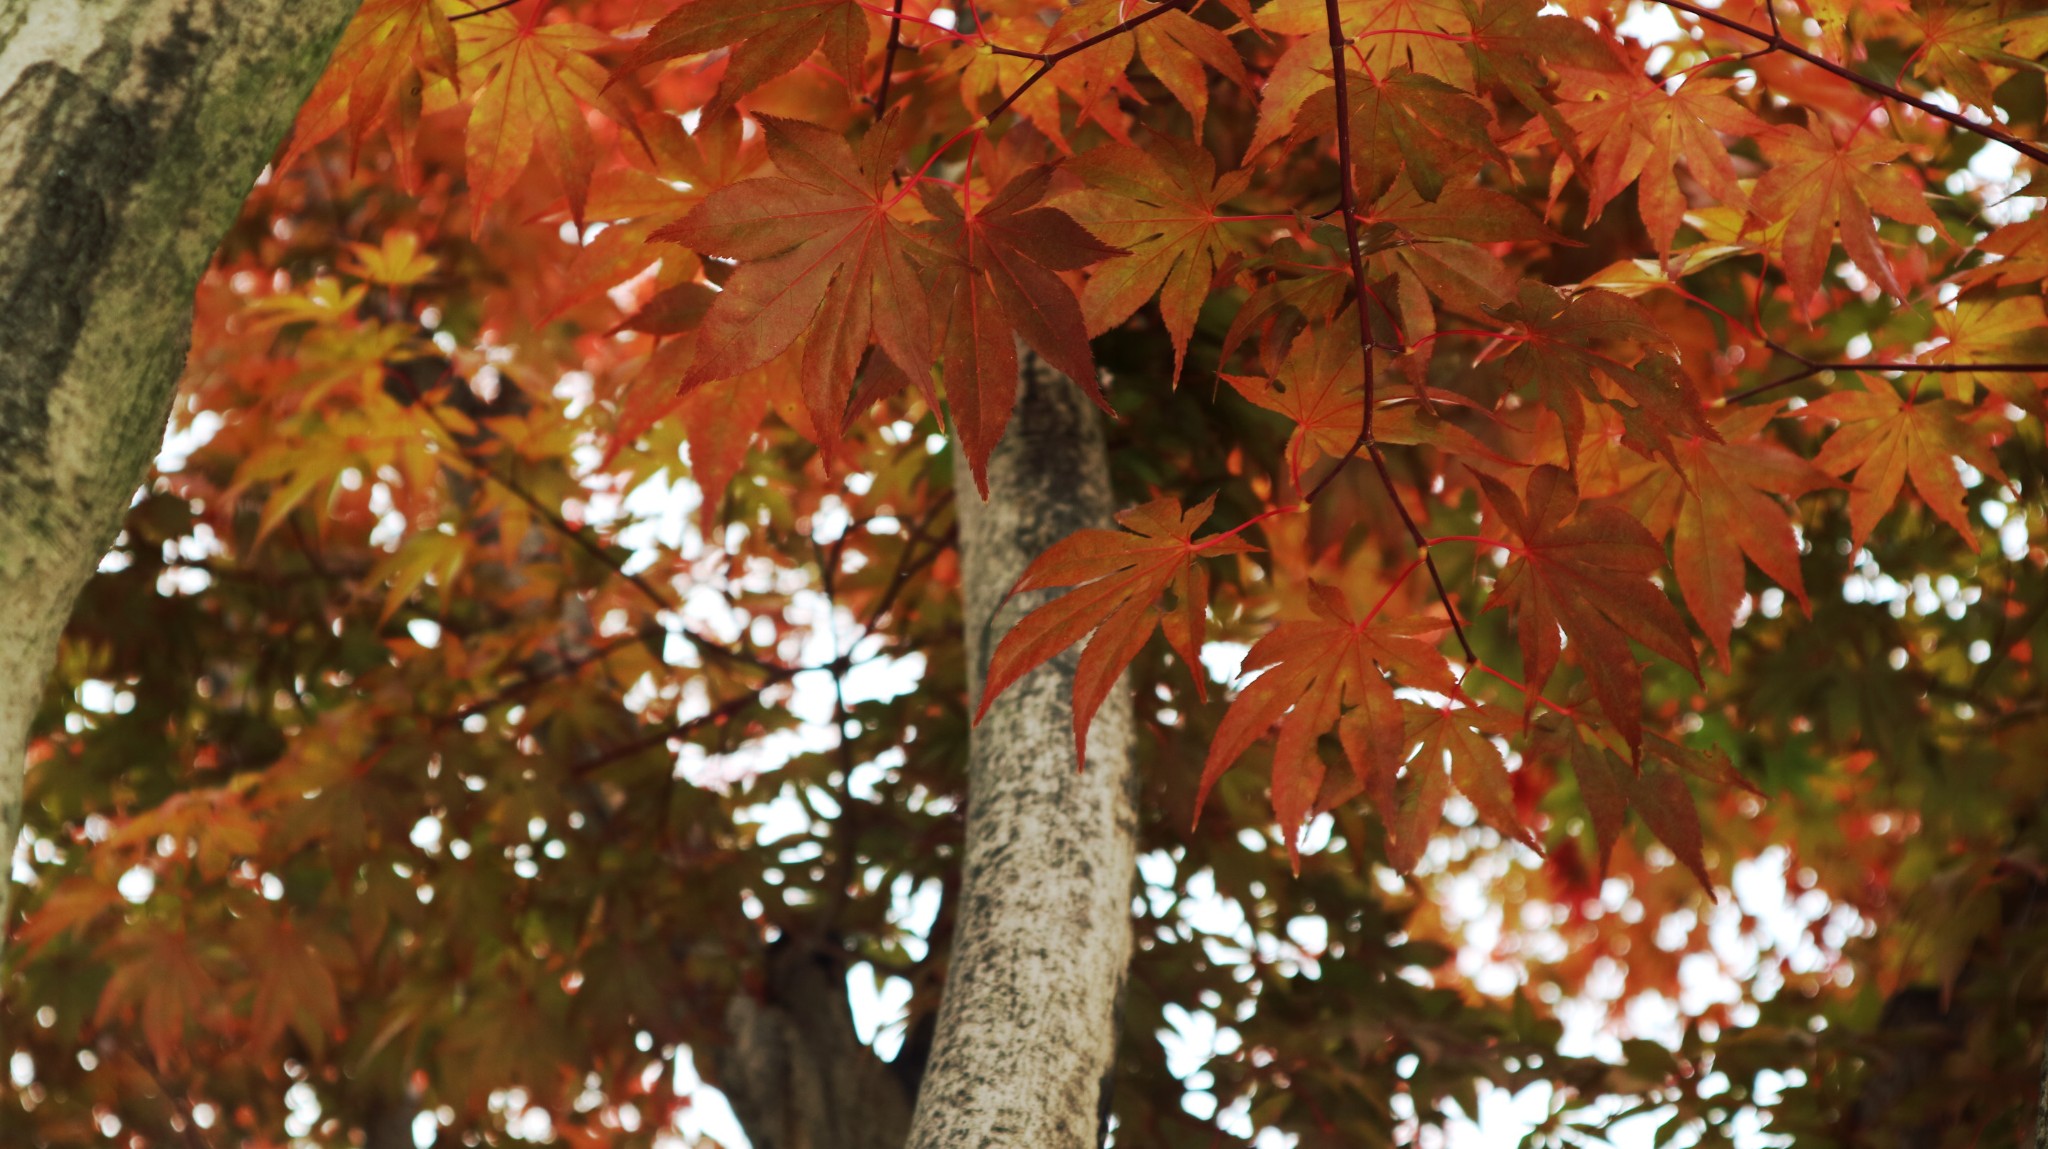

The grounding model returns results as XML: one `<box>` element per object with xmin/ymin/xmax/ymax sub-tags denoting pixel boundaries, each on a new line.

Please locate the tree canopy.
<box><xmin>5</xmin><ymin>0</ymin><xmax>2048</xmax><ymax>1145</ymax></box>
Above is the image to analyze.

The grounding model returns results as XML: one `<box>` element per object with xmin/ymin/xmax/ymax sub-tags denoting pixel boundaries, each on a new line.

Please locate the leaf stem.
<box><xmin>1425</xmin><ymin>535</ymin><xmax>1516</xmax><ymax>551</ymax></box>
<box><xmin>1467</xmin><ymin>661</ymin><xmax>1593</xmax><ymax>726</ymax></box>
<box><xmin>1362</xmin><ymin>554</ymin><xmax>1428</xmax><ymax>628</ymax></box>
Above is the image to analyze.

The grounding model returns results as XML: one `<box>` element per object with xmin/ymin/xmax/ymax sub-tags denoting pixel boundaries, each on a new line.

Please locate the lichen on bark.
<box><xmin>0</xmin><ymin>0</ymin><xmax>362</xmax><ymax>944</ymax></box>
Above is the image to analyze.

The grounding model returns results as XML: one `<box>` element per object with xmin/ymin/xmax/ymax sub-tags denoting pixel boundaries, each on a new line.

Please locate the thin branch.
<box><xmin>1368</xmin><ymin>445</ymin><xmax>1475</xmax><ymax>663</ymax></box>
<box><xmin>1322</xmin><ymin>0</ymin><xmax>1382</xmax><ymax>453</ymax></box>
<box><xmin>1726</xmin><ymin>355</ymin><xmax>2048</xmax><ymax>404</ymax></box>
<box><xmin>570</xmin><ymin>687</ymin><xmax>785</xmax><ymax>776</ymax></box>
<box><xmin>449</xmin><ymin>0</ymin><xmax>522</xmax><ymax>21</ymax></box>
<box><xmin>874</xmin><ymin>0</ymin><xmax>907</xmax><ymax>114</ymax></box>
<box><xmin>384</xmin><ymin>366</ymin><xmax>784</xmax><ymax>676</ymax></box>
<box><xmin>859</xmin><ymin>492</ymin><xmax>957</xmax><ymax>631</ymax></box>
<box><xmin>1652</xmin><ymin>0</ymin><xmax>2048</xmax><ymax>167</ymax></box>
<box><xmin>448</xmin><ymin>628</ymin><xmax>655</xmax><ymax>724</ymax></box>
<box><xmin>886</xmin><ymin>0</ymin><xmax>1195</xmax><ymax>201</ymax></box>
<box><xmin>982</xmin><ymin>0</ymin><xmax>1192</xmax><ymax>122</ymax></box>
<box><xmin>1284</xmin><ymin>0</ymin><xmax>1473</xmax><ymax>667</ymax></box>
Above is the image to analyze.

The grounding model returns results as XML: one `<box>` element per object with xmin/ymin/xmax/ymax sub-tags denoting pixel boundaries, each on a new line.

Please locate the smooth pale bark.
<box><xmin>906</xmin><ymin>346</ymin><xmax>1139</xmax><ymax>1149</ymax></box>
<box><xmin>0</xmin><ymin>0</ymin><xmax>361</xmax><ymax>937</ymax></box>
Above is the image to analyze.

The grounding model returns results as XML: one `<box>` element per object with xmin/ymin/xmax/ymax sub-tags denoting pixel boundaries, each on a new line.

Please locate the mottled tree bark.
<box><xmin>905</xmin><ymin>347</ymin><xmax>1139</xmax><ymax>1149</ymax></box>
<box><xmin>715</xmin><ymin>939</ymin><xmax>915</xmax><ymax>1149</ymax></box>
<box><xmin>0</xmin><ymin>0</ymin><xmax>361</xmax><ymax>939</ymax></box>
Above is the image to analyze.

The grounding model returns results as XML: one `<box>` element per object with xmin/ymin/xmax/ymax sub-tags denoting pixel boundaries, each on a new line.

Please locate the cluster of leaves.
<box><xmin>5</xmin><ymin>0</ymin><xmax>2048</xmax><ymax>1145</ymax></box>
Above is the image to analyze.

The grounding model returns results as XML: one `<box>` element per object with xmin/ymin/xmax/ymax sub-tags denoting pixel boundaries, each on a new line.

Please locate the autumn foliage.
<box><xmin>6</xmin><ymin>0</ymin><xmax>2048</xmax><ymax>1145</ymax></box>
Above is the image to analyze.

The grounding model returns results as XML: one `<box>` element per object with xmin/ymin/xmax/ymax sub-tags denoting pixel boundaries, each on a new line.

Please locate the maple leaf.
<box><xmin>654</xmin><ymin>113</ymin><xmax>933</xmax><ymax>437</ymax></box>
<box><xmin>341</xmin><ymin>229</ymin><xmax>441</xmax><ymax>287</ymax></box>
<box><xmin>959</xmin><ymin>0</ymin><xmax>1138</xmax><ymax>150</ymax></box>
<box><xmin>1134</xmin><ymin>7</ymin><xmax>1252</xmax><ymax>131</ymax></box>
<box><xmin>1804</xmin><ymin>376</ymin><xmax>2009</xmax><ymax>545</ymax></box>
<box><xmin>1753</xmin><ymin>120</ymin><xmax>1942</xmax><ymax>306</ymax></box>
<box><xmin>1671</xmin><ymin>411</ymin><xmax>1835</xmax><ymax>663</ymax></box>
<box><xmin>1220</xmin><ymin>326</ymin><xmax>1366</xmax><ymax>494</ymax></box>
<box><xmin>1403</xmin><ymin>698</ymin><xmax>1540</xmax><ymax>868</ymax></box>
<box><xmin>1251</xmin><ymin>0</ymin><xmax>1474</xmax><ymax>155</ymax></box>
<box><xmin>1924</xmin><ymin>295</ymin><xmax>2048</xmax><ymax>406</ymax></box>
<box><xmin>978</xmin><ymin>496</ymin><xmax>1255</xmax><ymax>767</ymax></box>
<box><xmin>1550</xmin><ymin>74</ymin><xmax>1762</xmax><ymax>257</ymax></box>
<box><xmin>1198</xmin><ymin>583</ymin><xmax>1461</xmax><ymax>867</ymax></box>
<box><xmin>15</xmin><ymin>877</ymin><xmax>123</xmax><ymax>956</ymax></box>
<box><xmin>282</xmin><ymin>0</ymin><xmax>459</xmax><ymax>175</ymax></box>
<box><xmin>1354</xmin><ymin>181</ymin><xmax>1555</xmax><ymax>318</ymax></box>
<box><xmin>1596</xmin><ymin>404</ymin><xmax>1834</xmax><ymax>662</ymax></box>
<box><xmin>1486</xmin><ymin>283</ymin><xmax>1715</xmax><ymax>460</ymax></box>
<box><xmin>604</xmin><ymin>334</ymin><xmax>777</xmax><ymax>530</ymax></box>
<box><xmin>612</xmin><ymin>0</ymin><xmax>867</xmax><ymax>116</ymax></box>
<box><xmin>1462</xmin><ymin>0</ymin><xmax>1617</xmax><ymax>139</ymax></box>
<box><xmin>1548</xmin><ymin>720</ymin><xmax>1737</xmax><ymax>893</ymax></box>
<box><xmin>460</xmin><ymin>11</ymin><xmax>618</xmax><ymax>224</ymax></box>
<box><xmin>1061</xmin><ymin>136</ymin><xmax>1257</xmax><ymax>382</ymax></box>
<box><xmin>1291</xmin><ymin>69</ymin><xmax>1507</xmax><ymax>202</ymax></box>
<box><xmin>236</xmin><ymin>917</ymin><xmax>344</xmax><ymax>1055</ymax></box>
<box><xmin>1964</xmin><ymin>214</ymin><xmax>2048</xmax><ymax>291</ymax></box>
<box><xmin>97</xmin><ymin>927</ymin><xmax>222</xmax><ymax>1070</ymax></box>
<box><xmin>919</xmin><ymin>165</ymin><xmax>1124</xmax><ymax>495</ymax></box>
<box><xmin>1476</xmin><ymin>465</ymin><xmax>1698</xmax><ymax>754</ymax></box>
<box><xmin>1904</xmin><ymin>3</ymin><xmax>2048</xmax><ymax>117</ymax></box>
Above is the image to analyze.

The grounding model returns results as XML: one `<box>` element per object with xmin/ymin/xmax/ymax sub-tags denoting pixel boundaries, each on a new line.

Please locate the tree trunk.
<box><xmin>714</xmin><ymin>938</ymin><xmax>916</xmax><ymax>1149</ymax></box>
<box><xmin>0</xmin><ymin>0</ymin><xmax>360</xmax><ymax>940</ymax></box>
<box><xmin>905</xmin><ymin>347</ymin><xmax>1139</xmax><ymax>1149</ymax></box>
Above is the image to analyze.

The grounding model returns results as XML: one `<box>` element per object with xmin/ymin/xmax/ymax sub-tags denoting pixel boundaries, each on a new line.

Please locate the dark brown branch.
<box><xmin>1323</xmin><ymin>4</ymin><xmax>1391</xmax><ymax>369</ymax></box>
<box><xmin>1653</xmin><ymin>0</ymin><xmax>2048</xmax><ymax>167</ymax></box>
<box><xmin>859</xmin><ymin>491</ymin><xmax>956</xmax><ymax>631</ymax></box>
<box><xmin>1368</xmin><ymin>446</ymin><xmax>1476</xmax><ymax>663</ymax></box>
<box><xmin>449</xmin><ymin>0</ymin><xmax>522</xmax><ymax>21</ymax></box>
<box><xmin>570</xmin><ymin>687</ymin><xmax>784</xmax><ymax>776</ymax></box>
<box><xmin>1726</xmin><ymin>345</ymin><xmax>2048</xmax><ymax>403</ymax></box>
<box><xmin>874</xmin><ymin>0</ymin><xmax>907</xmax><ymax>115</ymax></box>
<box><xmin>980</xmin><ymin>0</ymin><xmax>1193</xmax><ymax>122</ymax></box>
<box><xmin>382</xmin><ymin>365</ymin><xmax>785</xmax><ymax>677</ymax></box>
<box><xmin>448</xmin><ymin>628</ymin><xmax>655</xmax><ymax>725</ymax></box>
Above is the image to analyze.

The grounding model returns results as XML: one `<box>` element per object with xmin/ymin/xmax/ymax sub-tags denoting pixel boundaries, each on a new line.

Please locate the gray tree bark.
<box><xmin>904</xmin><ymin>347</ymin><xmax>1139</xmax><ymax>1149</ymax></box>
<box><xmin>715</xmin><ymin>939</ymin><xmax>915</xmax><ymax>1149</ymax></box>
<box><xmin>0</xmin><ymin>0</ymin><xmax>362</xmax><ymax>938</ymax></box>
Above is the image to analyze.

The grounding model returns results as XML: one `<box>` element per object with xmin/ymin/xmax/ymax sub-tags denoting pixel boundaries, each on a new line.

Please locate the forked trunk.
<box><xmin>0</xmin><ymin>0</ymin><xmax>362</xmax><ymax>941</ymax></box>
<box><xmin>905</xmin><ymin>345</ymin><xmax>1139</xmax><ymax>1149</ymax></box>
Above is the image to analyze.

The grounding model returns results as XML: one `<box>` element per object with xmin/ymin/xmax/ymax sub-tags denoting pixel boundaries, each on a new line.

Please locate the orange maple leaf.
<box><xmin>461</xmin><ymin>10</ymin><xmax>619</xmax><ymax>224</ymax></box>
<box><xmin>978</xmin><ymin>496</ymin><xmax>1255</xmax><ymax>768</ymax></box>
<box><xmin>1477</xmin><ymin>464</ymin><xmax>1699</xmax><ymax>754</ymax></box>
<box><xmin>1199</xmin><ymin>582</ymin><xmax>1463</xmax><ymax>868</ymax></box>
<box><xmin>1753</xmin><ymin>120</ymin><xmax>1942</xmax><ymax>306</ymax></box>
<box><xmin>611</xmin><ymin>0</ymin><xmax>868</xmax><ymax>116</ymax></box>
<box><xmin>1554</xmin><ymin>74</ymin><xmax>1762</xmax><ymax>257</ymax></box>
<box><xmin>655</xmin><ymin>113</ymin><xmax>933</xmax><ymax>438</ymax></box>
<box><xmin>1061</xmin><ymin>136</ymin><xmax>1258</xmax><ymax>382</ymax></box>
<box><xmin>919</xmin><ymin>165</ymin><xmax>1123</xmax><ymax>495</ymax></box>
<box><xmin>1804</xmin><ymin>376</ymin><xmax>2008</xmax><ymax>545</ymax></box>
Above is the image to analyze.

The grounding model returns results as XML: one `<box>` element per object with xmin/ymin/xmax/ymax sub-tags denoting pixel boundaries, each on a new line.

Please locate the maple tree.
<box><xmin>3</xmin><ymin>0</ymin><xmax>2048</xmax><ymax>1145</ymax></box>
